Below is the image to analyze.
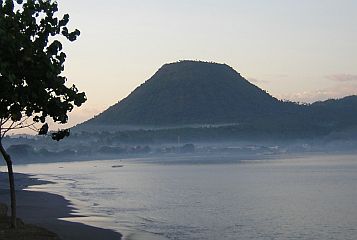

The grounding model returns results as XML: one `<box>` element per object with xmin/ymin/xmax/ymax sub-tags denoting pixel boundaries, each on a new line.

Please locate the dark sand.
<box><xmin>0</xmin><ymin>172</ymin><xmax>122</xmax><ymax>240</ymax></box>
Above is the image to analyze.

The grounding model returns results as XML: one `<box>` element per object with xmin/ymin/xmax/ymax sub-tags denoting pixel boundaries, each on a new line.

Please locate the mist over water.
<box><xmin>14</xmin><ymin>154</ymin><xmax>357</xmax><ymax>240</ymax></box>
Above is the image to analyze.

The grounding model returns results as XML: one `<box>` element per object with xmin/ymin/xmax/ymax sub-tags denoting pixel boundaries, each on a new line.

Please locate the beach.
<box><xmin>0</xmin><ymin>172</ymin><xmax>122</xmax><ymax>240</ymax></box>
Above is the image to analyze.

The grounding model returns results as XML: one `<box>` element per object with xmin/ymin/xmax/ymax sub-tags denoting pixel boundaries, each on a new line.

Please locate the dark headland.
<box><xmin>0</xmin><ymin>172</ymin><xmax>122</xmax><ymax>240</ymax></box>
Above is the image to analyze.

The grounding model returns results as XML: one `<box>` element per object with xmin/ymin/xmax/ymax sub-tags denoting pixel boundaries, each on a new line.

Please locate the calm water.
<box><xmin>12</xmin><ymin>154</ymin><xmax>357</xmax><ymax>240</ymax></box>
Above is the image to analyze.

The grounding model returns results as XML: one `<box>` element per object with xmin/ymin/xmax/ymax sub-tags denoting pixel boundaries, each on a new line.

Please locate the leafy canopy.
<box><xmin>0</xmin><ymin>0</ymin><xmax>86</xmax><ymax>138</ymax></box>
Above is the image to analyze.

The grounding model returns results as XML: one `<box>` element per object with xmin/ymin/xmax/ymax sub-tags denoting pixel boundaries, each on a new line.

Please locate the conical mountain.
<box><xmin>83</xmin><ymin>61</ymin><xmax>286</xmax><ymax>127</ymax></box>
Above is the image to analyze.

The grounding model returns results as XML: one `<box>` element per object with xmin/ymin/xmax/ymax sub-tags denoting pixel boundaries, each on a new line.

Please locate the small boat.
<box><xmin>111</xmin><ymin>165</ymin><xmax>124</xmax><ymax>168</ymax></box>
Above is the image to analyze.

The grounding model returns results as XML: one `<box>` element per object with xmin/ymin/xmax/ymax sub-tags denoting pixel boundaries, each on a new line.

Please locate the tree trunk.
<box><xmin>0</xmin><ymin>142</ymin><xmax>17</xmax><ymax>228</ymax></box>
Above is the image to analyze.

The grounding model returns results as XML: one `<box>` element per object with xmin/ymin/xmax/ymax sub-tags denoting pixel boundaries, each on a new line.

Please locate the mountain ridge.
<box><xmin>84</xmin><ymin>61</ymin><xmax>284</xmax><ymax>126</ymax></box>
<box><xmin>78</xmin><ymin>60</ymin><xmax>357</xmax><ymax>134</ymax></box>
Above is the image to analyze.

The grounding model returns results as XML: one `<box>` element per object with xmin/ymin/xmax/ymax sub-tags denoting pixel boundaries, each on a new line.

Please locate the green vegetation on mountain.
<box><xmin>86</xmin><ymin>61</ymin><xmax>288</xmax><ymax>126</ymax></box>
<box><xmin>80</xmin><ymin>60</ymin><xmax>357</xmax><ymax>137</ymax></box>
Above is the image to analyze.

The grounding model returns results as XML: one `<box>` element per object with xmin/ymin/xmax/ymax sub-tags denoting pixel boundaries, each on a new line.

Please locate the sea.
<box><xmin>11</xmin><ymin>153</ymin><xmax>357</xmax><ymax>240</ymax></box>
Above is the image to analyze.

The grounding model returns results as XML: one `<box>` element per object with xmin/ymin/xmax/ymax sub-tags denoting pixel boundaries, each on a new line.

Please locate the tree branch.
<box><xmin>0</xmin><ymin>119</ymin><xmax>3</xmax><ymax>139</ymax></box>
<box><xmin>0</xmin><ymin>120</ymin><xmax>38</xmax><ymax>138</ymax></box>
<box><xmin>1</xmin><ymin>116</ymin><xmax>12</xmax><ymax>126</ymax></box>
<box><xmin>11</xmin><ymin>115</ymin><xmax>31</xmax><ymax>129</ymax></box>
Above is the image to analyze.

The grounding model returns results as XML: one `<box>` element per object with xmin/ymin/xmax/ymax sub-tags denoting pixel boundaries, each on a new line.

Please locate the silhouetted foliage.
<box><xmin>38</xmin><ymin>123</ymin><xmax>49</xmax><ymax>135</ymax></box>
<box><xmin>0</xmin><ymin>0</ymin><xmax>86</xmax><ymax>228</ymax></box>
<box><xmin>0</xmin><ymin>0</ymin><xmax>86</xmax><ymax>130</ymax></box>
<box><xmin>51</xmin><ymin>129</ymin><xmax>70</xmax><ymax>141</ymax></box>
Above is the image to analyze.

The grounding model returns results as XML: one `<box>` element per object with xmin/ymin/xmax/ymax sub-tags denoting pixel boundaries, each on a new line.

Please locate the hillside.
<box><xmin>304</xmin><ymin>95</ymin><xmax>357</xmax><ymax>130</ymax></box>
<box><xmin>82</xmin><ymin>61</ymin><xmax>292</xmax><ymax>127</ymax></box>
<box><xmin>78</xmin><ymin>60</ymin><xmax>357</xmax><ymax>136</ymax></box>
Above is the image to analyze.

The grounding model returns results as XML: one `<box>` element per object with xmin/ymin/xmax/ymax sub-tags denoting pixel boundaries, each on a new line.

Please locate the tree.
<box><xmin>0</xmin><ymin>0</ymin><xmax>86</xmax><ymax>228</ymax></box>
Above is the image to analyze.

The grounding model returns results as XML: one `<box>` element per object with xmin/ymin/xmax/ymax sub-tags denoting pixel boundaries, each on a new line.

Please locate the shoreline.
<box><xmin>0</xmin><ymin>172</ymin><xmax>122</xmax><ymax>240</ymax></box>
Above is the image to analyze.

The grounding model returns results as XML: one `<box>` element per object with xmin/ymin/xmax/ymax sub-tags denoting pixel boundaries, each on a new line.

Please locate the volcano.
<box><xmin>84</xmin><ymin>61</ymin><xmax>288</xmax><ymax>127</ymax></box>
<box><xmin>80</xmin><ymin>60</ymin><xmax>357</xmax><ymax>135</ymax></box>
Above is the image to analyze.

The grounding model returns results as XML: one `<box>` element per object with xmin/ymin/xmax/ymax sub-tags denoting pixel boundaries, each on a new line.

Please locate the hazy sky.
<box><xmin>55</xmin><ymin>0</ymin><xmax>357</xmax><ymax>127</ymax></box>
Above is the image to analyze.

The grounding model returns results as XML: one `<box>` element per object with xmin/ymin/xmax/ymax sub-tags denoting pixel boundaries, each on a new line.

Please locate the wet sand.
<box><xmin>0</xmin><ymin>172</ymin><xmax>122</xmax><ymax>240</ymax></box>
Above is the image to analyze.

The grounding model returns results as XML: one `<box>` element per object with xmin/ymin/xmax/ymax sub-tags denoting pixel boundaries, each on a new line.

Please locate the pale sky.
<box><xmin>54</xmin><ymin>0</ymin><xmax>357</xmax><ymax>128</ymax></box>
